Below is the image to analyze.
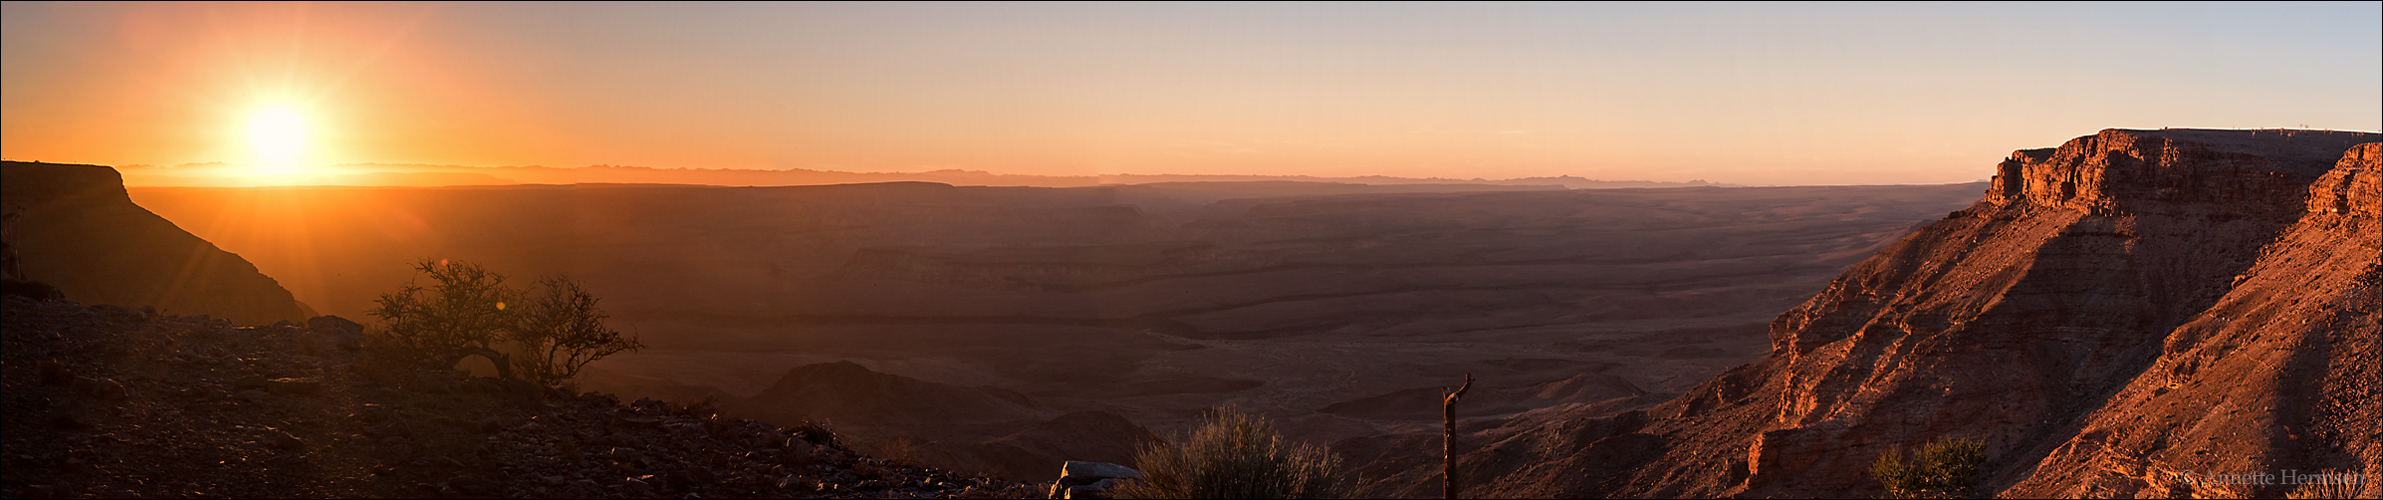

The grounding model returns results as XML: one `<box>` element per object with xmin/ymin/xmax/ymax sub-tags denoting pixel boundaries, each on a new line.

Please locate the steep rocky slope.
<box><xmin>1381</xmin><ymin>129</ymin><xmax>2380</xmax><ymax>498</ymax></box>
<box><xmin>2</xmin><ymin>161</ymin><xmax>311</xmax><ymax>324</ymax></box>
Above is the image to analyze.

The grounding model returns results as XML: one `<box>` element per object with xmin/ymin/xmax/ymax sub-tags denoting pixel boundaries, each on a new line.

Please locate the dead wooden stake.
<box><xmin>1444</xmin><ymin>373</ymin><xmax>1473</xmax><ymax>499</ymax></box>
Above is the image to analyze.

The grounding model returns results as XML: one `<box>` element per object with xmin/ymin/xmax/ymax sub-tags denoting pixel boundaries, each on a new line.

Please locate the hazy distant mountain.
<box><xmin>114</xmin><ymin>161</ymin><xmax>1723</xmax><ymax>189</ymax></box>
<box><xmin>1</xmin><ymin>161</ymin><xmax>313</xmax><ymax>324</ymax></box>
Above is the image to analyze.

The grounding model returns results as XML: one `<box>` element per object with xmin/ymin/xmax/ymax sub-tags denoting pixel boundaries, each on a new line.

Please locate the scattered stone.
<box><xmin>359</xmin><ymin>404</ymin><xmax>390</xmax><ymax>422</ymax></box>
<box><xmin>305</xmin><ymin>315</ymin><xmax>365</xmax><ymax>352</ymax></box>
<box><xmin>85</xmin><ymin>378</ymin><xmax>128</xmax><ymax>400</ymax></box>
<box><xmin>234</xmin><ymin>389</ymin><xmax>272</xmax><ymax>403</ymax></box>
<box><xmin>267</xmin><ymin>429</ymin><xmax>306</xmax><ymax>450</ymax></box>
<box><xmin>38</xmin><ymin>359</ymin><xmax>72</xmax><ymax>385</ymax></box>
<box><xmin>1049</xmin><ymin>461</ymin><xmax>1145</xmax><ymax>499</ymax></box>
<box><xmin>1059</xmin><ymin>461</ymin><xmax>1144</xmax><ymax>481</ymax></box>
<box><xmin>264</xmin><ymin>453</ymin><xmax>307</xmax><ymax>468</ymax></box>
<box><xmin>364</xmin><ymin>420</ymin><xmax>409</xmax><ymax>439</ymax></box>
<box><xmin>263</xmin><ymin>377</ymin><xmax>323</xmax><ymax>396</ymax></box>
<box><xmin>4</xmin><ymin>297</ymin><xmax>1039</xmax><ymax>499</ymax></box>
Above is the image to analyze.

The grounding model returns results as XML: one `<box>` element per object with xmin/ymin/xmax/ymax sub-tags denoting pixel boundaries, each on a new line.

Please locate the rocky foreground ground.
<box><xmin>1</xmin><ymin>295</ymin><xmax>1043</xmax><ymax>499</ymax></box>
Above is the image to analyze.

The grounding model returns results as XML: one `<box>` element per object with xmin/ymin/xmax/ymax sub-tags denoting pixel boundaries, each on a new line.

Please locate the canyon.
<box><xmin>1380</xmin><ymin>129</ymin><xmax>2380</xmax><ymax>498</ymax></box>
<box><xmin>120</xmin><ymin>174</ymin><xmax>1981</xmax><ymax>484</ymax></box>
<box><xmin>9</xmin><ymin>127</ymin><xmax>2369</xmax><ymax>497</ymax></box>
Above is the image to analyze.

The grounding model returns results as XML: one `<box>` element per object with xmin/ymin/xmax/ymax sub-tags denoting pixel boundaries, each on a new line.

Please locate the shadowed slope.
<box><xmin>2</xmin><ymin>161</ymin><xmax>311</xmax><ymax>324</ymax></box>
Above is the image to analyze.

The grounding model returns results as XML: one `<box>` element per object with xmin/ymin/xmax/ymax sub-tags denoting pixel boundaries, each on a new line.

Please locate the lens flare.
<box><xmin>248</xmin><ymin>106</ymin><xmax>309</xmax><ymax>165</ymax></box>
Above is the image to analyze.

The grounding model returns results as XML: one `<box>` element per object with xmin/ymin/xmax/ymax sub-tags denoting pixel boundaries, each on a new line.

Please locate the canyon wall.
<box><xmin>1419</xmin><ymin>130</ymin><xmax>2380</xmax><ymax>498</ymax></box>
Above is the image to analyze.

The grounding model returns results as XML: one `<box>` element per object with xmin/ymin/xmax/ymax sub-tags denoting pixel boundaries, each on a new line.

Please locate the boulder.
<box><xmin>1048</xmin><ymin>461</ymin><xmax>1143</xmax><ymax>499</ymax></box>
<box><xmin>38</xmin><ymin>359</ymin><xmax>71</xmax><ymax>385</ymax></box>
<box><xmin>1060</xmin><ymin>461</ymin><xmax>1144</xmax><ymax>481</ymax></box>
<box><xmin>305</xmin><ymin>316</ymin><xmax>365</xmax><ymax>355</ymax></box>
<box><xmin>82</xmin><ymin>377</ymin><xmax>128</xmax><ymax>400</ymax></box>
<box><xmin>264</xmin><ymin>377</ymin><xmax>323</xmax><ymax>396</ymax></box>
<box><xmin>267</xmin><ymin>428</ymin><xmax>307</xmax><ymax>450</ymax></box>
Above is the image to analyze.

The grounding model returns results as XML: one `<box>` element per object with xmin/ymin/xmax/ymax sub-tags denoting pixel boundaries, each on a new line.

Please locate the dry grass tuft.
<box><xmin>1108</xmin><ymin>407</ymin><xmax>1352</xmax><ymax>499</ymax></box>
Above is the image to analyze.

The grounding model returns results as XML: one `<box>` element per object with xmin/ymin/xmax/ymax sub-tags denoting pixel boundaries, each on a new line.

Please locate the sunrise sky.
<box><xmin>4</xmin><ymin>2</ymin><xmax>2378</xmax><ymax>185</ymax></box>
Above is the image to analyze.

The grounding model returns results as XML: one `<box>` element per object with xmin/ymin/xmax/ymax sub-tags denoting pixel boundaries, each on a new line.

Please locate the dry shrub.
<box><xmin>878</xmin><ymin>435</ymin><xmax>926</xmax><ymax>466</ymax></box>
<box><xmin>1871</xmin><ymin>435</ymin><xmax>1985</xmax><ymax>499</ymax></box>
<box><xmin>1109</xmin><ymin>407</ymin><xmax>1351</xmax><ymax>499</ymax></box>
<box><xmin>786</xmin><ymin>419</ymin><xmax>840</xmax><ymax>448</ymax></box>
<box><xmin>368</xmin><ymin>258</ymin><xmax>641</xmax><ymax>387</ymax></box>
<box><xmin>2285</xmin><ymin>470</ymin><xmax>2364</xmax><ymax>499</ymax></box>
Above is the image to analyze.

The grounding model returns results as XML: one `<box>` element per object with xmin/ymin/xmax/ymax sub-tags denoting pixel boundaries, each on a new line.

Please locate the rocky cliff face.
<box><xmin>1428</xmin><ymin>129</ymin><xmax>2380</xmax><ymax>498</ymax></box>
<box><xmin>2</xmin><ymin>161</ymin><xmax>312</xmax><ymax>325</ymax></box>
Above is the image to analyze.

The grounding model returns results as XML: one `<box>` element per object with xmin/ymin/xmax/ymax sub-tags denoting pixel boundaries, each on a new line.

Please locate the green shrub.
<box><xmin>1109</xmin><ymin>407</ymin><xmax>1352</xmax><ymax>499</ymax></box>
<box><xmin>1871</xmin><ymin>436</ymin><xmax>1986</xmax><ymax>499</ymax></box>
<box><xmin>368</xmin><ymin>258</ymin><xmax>640</xmax><ymax>387</ymax></box>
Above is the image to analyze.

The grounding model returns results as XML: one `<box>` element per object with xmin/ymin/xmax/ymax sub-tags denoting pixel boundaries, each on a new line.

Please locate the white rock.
<box><xmin>1060</xmin><ymin>460</ymin><xmax>1145</xmax><ymax>481</ymax></box>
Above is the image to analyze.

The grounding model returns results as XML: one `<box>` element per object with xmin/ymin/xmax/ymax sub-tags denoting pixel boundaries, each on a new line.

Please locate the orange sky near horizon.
<box><xmin>4</xmin><ymin>2</ymin><xmax>2379</xmax><ymax>186</ymax></box>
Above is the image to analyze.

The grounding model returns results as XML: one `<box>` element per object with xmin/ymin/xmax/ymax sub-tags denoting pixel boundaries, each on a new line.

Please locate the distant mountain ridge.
<box><xmin>109</xmin><ymin>161</ymin><xmax>1726</xmax><ymax>189</ymax></box>
<box><xmin>1</xmin><ymin>161</ymin><xmax>313</xmax><ymax>324</ymax></box>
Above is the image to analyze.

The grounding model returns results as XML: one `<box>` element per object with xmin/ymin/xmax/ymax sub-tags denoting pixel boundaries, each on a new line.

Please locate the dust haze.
<box><xmin>127</xmin><ymin>179</ymin><xmax>1983</xmax><ymax>480</ymax></box>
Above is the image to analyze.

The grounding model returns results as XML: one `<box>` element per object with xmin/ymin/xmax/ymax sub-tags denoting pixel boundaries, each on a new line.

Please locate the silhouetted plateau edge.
<box><xmin>2</xmin><ymin>160</ymin><xmax>312</xmax><ymax>324</ymax></box>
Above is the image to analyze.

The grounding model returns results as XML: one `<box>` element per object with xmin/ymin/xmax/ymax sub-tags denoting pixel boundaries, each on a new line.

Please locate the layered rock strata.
<box><xmin>1435</xmin><ymin>129</ymin><xmax>2379</xmax><ymax>498</ymax></box>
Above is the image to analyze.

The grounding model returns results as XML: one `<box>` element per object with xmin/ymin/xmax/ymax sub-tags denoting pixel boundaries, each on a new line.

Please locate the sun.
<box><xmin>247</xmin><ymin>105</ymin><xmax>310</xmax><ymax>166</ymax></box>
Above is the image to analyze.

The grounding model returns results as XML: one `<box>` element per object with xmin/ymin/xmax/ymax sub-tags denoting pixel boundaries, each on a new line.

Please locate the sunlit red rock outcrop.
<box><xmin>1399</xmin><ymin>129</ymin><xmax>2380</xmax><ymax>498</ymax></box>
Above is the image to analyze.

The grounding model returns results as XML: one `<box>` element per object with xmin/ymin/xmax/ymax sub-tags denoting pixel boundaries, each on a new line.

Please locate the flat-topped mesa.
<box><xmin>1985</xmin><ymin>128</ymin><xmax>2379</xmax><ymax>212</ymax></box>
<box><xmin>2308</xmin><ymin>142</ymin><xmax>2383</xmax><ymax>218</ymax></box>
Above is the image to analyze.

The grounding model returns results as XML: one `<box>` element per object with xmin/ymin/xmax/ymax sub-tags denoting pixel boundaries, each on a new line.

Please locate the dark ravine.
<box><xmin>1364</xmin><ymin>129</ymin><xmax>2381</xmax><ymax>498</ymax></box>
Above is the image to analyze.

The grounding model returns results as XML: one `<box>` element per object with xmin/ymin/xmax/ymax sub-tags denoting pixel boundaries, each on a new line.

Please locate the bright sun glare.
<box><xmin>247</xmin><ymin>106</ymin><xmax>309</xmax><ymax>167</ymax></box>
